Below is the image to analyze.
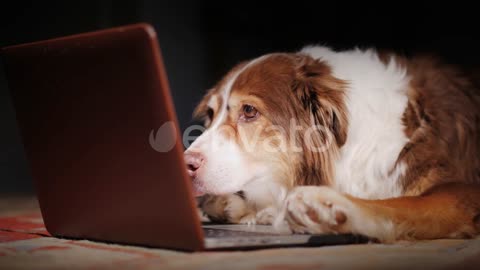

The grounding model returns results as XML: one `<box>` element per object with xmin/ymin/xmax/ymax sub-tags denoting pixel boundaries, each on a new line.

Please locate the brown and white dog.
<box><xmin>184</xmin><ymin>46</ymin><xmax>480</xmax><ymax>242</ymax></box>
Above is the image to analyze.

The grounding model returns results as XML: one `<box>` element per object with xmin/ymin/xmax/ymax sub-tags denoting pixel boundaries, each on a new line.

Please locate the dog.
<box><xmin>184</xmin><ymin>45</ymin><xmax>480</xmax><ymax>242</ymax></box>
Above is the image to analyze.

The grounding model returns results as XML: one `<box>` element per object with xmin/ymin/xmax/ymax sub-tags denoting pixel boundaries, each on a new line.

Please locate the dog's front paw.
<box><xmin>200</xmin><ymin>193</ymin><xmax>254</xmax><ymax>224</ymax></box>
<box><xmin>283</xmin><ymin>186</ymin><xmax>354</xmax><ymax>234</ymax></box>
<box><xmin>235</xmin><ymin>206</ymin><xmax>278</xmax><ymax>225</ymax></box>
<box><xmin>256</xmin><ymin>207</ymin><xmax>277</xmax><ymax>225</ymax></box>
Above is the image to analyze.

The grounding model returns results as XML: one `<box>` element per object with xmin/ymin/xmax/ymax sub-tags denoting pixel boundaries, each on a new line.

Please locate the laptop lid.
<box><xmin>2</xmin><ymin>23</ymin><xmax>204</xmax><ymax>251</ymax></box>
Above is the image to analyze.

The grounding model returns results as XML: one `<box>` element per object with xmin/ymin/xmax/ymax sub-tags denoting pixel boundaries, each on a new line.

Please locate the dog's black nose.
<box><xmin>184</xmin><ymin>151</ymin><xmax>204</xmax><ymax>177</ymax></box>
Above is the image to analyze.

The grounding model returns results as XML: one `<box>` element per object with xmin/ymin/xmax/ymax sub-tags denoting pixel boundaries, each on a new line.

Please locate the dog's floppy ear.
<box><xmin>292</xmin><ymin>54</ymin><xmax>348</xmax><ymax>146</ymax></box>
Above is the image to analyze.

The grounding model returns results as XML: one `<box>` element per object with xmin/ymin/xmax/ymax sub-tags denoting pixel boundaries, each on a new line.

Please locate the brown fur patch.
<box><xmin>227</xmin><ymin>54</ymin><xmax>348</xmax><ymax>187</ymax></box>
<box><xmin>389</xmin><ymin>54</ymin><xmax>480</xmax><ymax>195</ymax></box>
<box><xmin>350</xmin><ymin>183</ymin><xmax>480</xmax><ymax>240</ymax></box>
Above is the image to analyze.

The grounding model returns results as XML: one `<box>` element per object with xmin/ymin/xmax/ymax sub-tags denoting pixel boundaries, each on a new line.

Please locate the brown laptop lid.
<box><xmin>2</xmin><ymin>23</ymin><xmax>204</xmax><ymax>251</ymax></box>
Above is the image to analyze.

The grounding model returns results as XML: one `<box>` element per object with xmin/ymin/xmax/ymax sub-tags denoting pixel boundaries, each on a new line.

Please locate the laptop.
<box><xmin>2</xmin><ymin>23</ymin><xmax>368</xmax><ymax>250</ymax></box>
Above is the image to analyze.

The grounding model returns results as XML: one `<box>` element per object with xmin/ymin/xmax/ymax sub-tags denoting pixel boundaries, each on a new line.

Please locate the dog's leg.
<box><xmin>279</xmin><ymin>183</ymin><xmax>480</xmax><ymax>242</ymax></box>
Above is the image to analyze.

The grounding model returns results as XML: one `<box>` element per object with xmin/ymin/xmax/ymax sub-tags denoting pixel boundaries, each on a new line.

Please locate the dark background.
<box><xmin>1</xmin><ymin>1</ymin><xmax>479</xmax><ymax>194</ymax></box>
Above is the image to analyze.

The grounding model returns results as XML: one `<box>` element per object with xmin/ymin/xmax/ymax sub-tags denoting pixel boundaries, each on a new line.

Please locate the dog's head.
<box><xmin>185</xmin><ymin>53</ymin><xmax>348</xmax><ymax>196</ymax></box>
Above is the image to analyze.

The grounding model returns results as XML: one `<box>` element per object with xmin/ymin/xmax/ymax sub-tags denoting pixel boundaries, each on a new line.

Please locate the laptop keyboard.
<box><xmin>203</xmin><ymin>228</ymin><xmax>280</xmax><ymax>238</ymax></box>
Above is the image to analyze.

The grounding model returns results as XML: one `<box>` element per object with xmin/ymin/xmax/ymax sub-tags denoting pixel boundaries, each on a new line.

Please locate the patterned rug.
<box><xmin>1</xmin><ymin>197</ymin><xmax>479</xmax><ymax>270</ymax></box>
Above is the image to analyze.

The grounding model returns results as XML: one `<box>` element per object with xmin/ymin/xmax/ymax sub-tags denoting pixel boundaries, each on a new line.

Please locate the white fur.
<box><xmin>302</xmin><ymin>46</ymin><xmax>410</xmax><ymax>199</ymax></box>
<box><xmin>207</xmin><ymin>95</ymin><xmax>218</xmax><ymax>113</ymax></box>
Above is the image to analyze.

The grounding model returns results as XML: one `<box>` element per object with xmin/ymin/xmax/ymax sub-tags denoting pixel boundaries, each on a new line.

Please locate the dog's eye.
<box><xmin>243</xmin><ymin>105</ymin><xmax>258</xmax><ymax>118</ymax></box>
<box><xmin>240</xmin><ymin>104</ymin><xmax>259</xmax><ymax>122</ymax></box>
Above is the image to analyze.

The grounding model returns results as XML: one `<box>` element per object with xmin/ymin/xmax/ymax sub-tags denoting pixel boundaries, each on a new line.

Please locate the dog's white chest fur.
<box><xmin>302</xmin><ymin>46</ymin><xmax>410</xmax><ymax>199</ymax></box>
